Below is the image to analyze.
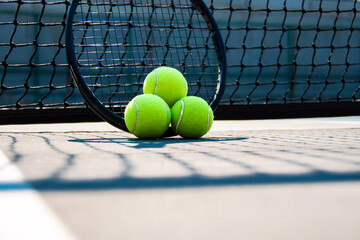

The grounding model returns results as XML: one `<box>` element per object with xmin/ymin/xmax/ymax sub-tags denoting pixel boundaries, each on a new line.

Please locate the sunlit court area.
<box><xmin>1</xmin><ymin>0</ymin><xmax>360</xmax><ymax>240</ymax></box>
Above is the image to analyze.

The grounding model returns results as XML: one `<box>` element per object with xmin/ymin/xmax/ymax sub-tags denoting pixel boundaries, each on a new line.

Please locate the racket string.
<box><xmin>72</xmin><ymin>0</ymin><xmax>220</xmax><ymax>115</ymax></box>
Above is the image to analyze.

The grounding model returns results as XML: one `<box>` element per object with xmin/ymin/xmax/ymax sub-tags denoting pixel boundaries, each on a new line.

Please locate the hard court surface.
<box><xmin>0</xmin><ymin>117</ymin><xmax>360</xmax><ymax>240</ymax></box>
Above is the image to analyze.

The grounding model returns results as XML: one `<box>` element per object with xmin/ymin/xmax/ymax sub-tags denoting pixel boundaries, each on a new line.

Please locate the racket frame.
<box><xmin>65</xmin><ymin>0</ymin><xmax>227</xmax><ymax>133</ymax></box>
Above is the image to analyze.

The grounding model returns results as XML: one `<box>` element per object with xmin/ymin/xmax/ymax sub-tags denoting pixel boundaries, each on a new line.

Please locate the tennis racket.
<box><xmin>65</xmin><ymin>0</ymin><xmax>227</xmax><ymax>135</ymax></box>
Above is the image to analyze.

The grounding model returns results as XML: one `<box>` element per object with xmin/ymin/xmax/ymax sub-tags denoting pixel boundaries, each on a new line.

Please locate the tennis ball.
<box><xmin>143</xmin><ymin>66</ymin><xmax>188</xmax><ymax>108</ymax></box>
<box><xmin>125</xmin><ymin>94</ymin><xmax>171</xmax><ymax>139</ymax></box>
<box><xmin>171</xmin><ymin>96</ymin><xmax>214</xmax><ymax>139</ymax></box>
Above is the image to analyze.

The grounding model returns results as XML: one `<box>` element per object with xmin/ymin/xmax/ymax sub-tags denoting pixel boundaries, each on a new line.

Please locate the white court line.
<box><xmin>0</xmin><ymin>151</ymin><xmax>78</xmax><ymax>240</ymax></box>
<box><xmin>0</xmin><ymin>116</ymin><xmax>359</xmax><ymax>133</ymax></box>
<box><xmin>211</xmin><ymin>116</ymin><xmax>360</xmax><ymax>131</ymax></box>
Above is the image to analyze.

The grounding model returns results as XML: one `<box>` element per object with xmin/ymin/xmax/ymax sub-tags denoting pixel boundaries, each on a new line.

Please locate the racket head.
<box><xmin>65</xmin><ymin>0</ymin><xmax>227</xmax><ymax>133</ymax></box>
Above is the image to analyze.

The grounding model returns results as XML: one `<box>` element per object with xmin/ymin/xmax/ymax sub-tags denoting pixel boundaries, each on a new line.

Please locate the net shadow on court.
<box><xmin>1</xmin><ymin>128</ymin><xmax>360</xmax><ymax>191</ymax></box>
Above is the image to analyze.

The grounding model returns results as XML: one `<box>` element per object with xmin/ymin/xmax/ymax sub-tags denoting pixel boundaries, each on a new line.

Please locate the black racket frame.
<box><xmin>65</xmin><ymin>0</ymin><xmax>227</xmax><ymax>133</ymax></box>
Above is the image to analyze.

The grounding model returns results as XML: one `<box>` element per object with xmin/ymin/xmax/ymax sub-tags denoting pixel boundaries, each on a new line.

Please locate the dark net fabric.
<box><xmin>0</xmin><ymin>0</ymin><xmax>359</xmax><ymax>115</ymax></box>
<box><xmin>211</xmin><ymin>0</ymin><xmax>360</xmax><ymax>104</ymax></box>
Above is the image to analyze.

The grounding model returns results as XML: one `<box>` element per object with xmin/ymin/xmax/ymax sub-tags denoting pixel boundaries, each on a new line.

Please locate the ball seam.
<box><xmin>132</xmin><ymin>101</ymin><xmax>139</xmax><ymax>134</ymax></box>
<box><xmin>153</xmin><ymin>71</ymin><xmax>159</xmax><ymax>94</ymax></box>
<box><xmin>175</xmin><ymin>99</ymin><xmax>185</xmax><ymax>133</ymax></box>
<box><xmin>166</xmin><ymin>104</ymin><xmax>169</xmax><ymax>129</ymax></box>
<box><xmin>207</xmin><ymin>105</ymin><xmax>211</xmax><ymax>132</ymax></box>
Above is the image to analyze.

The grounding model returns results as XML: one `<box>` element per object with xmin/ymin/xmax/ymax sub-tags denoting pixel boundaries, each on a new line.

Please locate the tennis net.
<box><xmin>0</xmin><ymin>0</ymin><xmax>359</xmax><ymax>123</ymax></box>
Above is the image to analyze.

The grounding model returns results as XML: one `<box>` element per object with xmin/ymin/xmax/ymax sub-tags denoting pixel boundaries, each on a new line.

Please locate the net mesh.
<box><xmin>0</xmin><ymin>0</ymin><xmax>359</xmax><ymax>116</ymax></box>
<box><xmin>213</xmin><ymin>0</ymin><xmax>360</xmax><ymax>104</ymax></box>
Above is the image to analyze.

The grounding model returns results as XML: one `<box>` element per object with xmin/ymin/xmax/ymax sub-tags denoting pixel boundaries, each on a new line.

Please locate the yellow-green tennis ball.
<box><xmin>143</xmin><ymin>66</ymin><xmax>188</xmax><ymax>108</ymax></box>
<box><xmin>125</xmin><ymin>94</ymin><xmax>171</xmax><ymax>139</ymax></box>
<box><xmin>171</xmin><ymin>96</ymin><xmax>214</xmax><ymax>139</ymax></box>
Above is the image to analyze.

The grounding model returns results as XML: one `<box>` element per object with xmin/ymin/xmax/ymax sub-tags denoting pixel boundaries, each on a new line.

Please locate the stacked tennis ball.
<box><xmin>125</xmin><ymin>66</ymin><xmax>214</xmax><ymax>139</ymax></box>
